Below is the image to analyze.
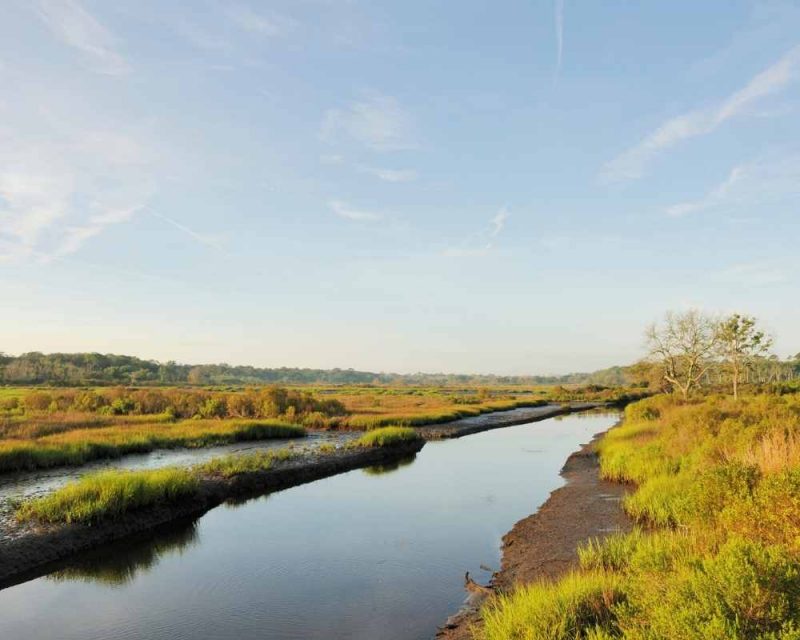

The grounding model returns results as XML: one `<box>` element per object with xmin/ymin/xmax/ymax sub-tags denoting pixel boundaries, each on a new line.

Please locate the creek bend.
<box><xmin>0</xmin><ymin>411</ymin><xmax>617</xmax><ymax>640</ymax></box>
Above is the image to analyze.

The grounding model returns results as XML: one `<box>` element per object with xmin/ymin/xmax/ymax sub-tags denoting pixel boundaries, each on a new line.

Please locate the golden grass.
<box><xmin>0</xmin><ymin>420</ymin><xmax>305</xmax><ymax>472</ymax></box>
<box><xmin>743</xmin><ymin>430</ymin><xmax>800</xmax><ymax>475</ymax></box>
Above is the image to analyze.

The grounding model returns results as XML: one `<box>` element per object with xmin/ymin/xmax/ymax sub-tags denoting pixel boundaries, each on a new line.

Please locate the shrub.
<box><xmin>620</xmin><ymin>539</ymin><xmax>800</xmax><ymax>639</ymax></box>
<box><xmin>722</xmin><ymin>469</ymin><xmax>800</xmax><ymax>552</ymax></box>
<box><xmin>24</xmin><ymin>391</ymin><xmax>53</xmax><ymax>412</ymax></box>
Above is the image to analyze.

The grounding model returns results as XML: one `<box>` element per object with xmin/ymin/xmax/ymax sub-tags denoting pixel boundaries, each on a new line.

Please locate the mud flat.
<box><xmin>0</xmin><ymin>440</ymin><xmax>424</xmax><ymax>589</ymax></box>
<box><xmin>437</xmin><ymin>428</ymin><xmax>631</xmax><ymax>639</ymax></box>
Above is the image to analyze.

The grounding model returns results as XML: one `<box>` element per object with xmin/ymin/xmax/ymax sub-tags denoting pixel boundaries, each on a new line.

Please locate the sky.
<box><xmin>1</xmin><ymin>0</ymin><xmax>799</xmax><ymax>375</ymax></box>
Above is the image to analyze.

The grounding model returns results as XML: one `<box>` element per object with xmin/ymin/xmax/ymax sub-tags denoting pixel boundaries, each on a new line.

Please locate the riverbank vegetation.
<box><xmin>0</xmin><ymin>383</ymin><xmax>645</xmax><ymax>475</ymax></box>
<box><xmin>354</xmin><ymin>426</ymin><xmax>421</xmax><ymax>447</ymax></box>
<box><xmin>481</xmin><ymin>391</ymin><xmax>800</xmax><ymax>639</ymax></box>
<box><xmin>0</xmin><ymin>420</ymin><xmax>305</xmax><ymax>472</ymax></box>
<box><xmin>15</xmin><ymin>428</ymin><xmax>421</xmax><ymax>524</ymax></box>
<box><xmin>478</xmin><ymin>311</ymin><xmax>800</xmax><ymax>639</ymax></box>
<box><xmin>200</xmin><ymin>448</ymin><xmax>296</xmax><ymax>478</ymax></box>
<box><xmin>17</xmin><ymin>468</ymin><xmax>199</xmax><ymax>524</ymax></box>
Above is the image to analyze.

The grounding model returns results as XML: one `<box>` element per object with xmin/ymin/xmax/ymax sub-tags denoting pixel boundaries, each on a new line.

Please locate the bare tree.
<box><xmin>716</xmin><ymin>314</ymin><xmax>772</xmax><ymax>399</ymax></box>
<box><xmin>645</xmin><ymin>310</ymin><xmax>718</xmax><ymax>401</ymax></box>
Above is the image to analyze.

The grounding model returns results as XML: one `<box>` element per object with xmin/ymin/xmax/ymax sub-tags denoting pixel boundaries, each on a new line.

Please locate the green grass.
<box><xmin>199</xmin><ymin>448</ymin><xmax>295</xmax><ymax>477</ymax></box>
<box><xmin>16</xmin><ymin>468</ymin><xmax>199</xmax><ymax>524</ymax></box>
<box><xmin>479</xmin><ymin>392</ymin><xmax>800</xmax><ymax>639</ymax></box>
<box><xmin>13</xmin><ymin>424</ymin><xmax>419</xmax><ymax>525</ymax></box>
<box><xmin>481</xmin><ymin>571</ymin><xmax>626</xmax><ymax>640</ymax></box>
<box><xmin>354</xmin><ymin>426</ymin><xmax>421</xmax><ymax>447</ymax></box>
<box><xmin>0</xmin><ymin>420</ymin><xmax>305</xmax><ymax>473</ymax></box>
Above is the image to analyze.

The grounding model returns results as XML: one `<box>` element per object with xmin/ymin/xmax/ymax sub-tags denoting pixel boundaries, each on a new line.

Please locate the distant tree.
<box><xmin>645</xmin><ymin>310</ymin><xmax>718</xmax><ymax>401</ymax></box>
<box><xmin>626</xmin><ymin>360</ymin><xmax>667</xmax><ymax>391</ymax></box>
<box><xmin>716</xmin><ymin>314</ymin><xmax>773</xmax><ymax>400</ymax></box>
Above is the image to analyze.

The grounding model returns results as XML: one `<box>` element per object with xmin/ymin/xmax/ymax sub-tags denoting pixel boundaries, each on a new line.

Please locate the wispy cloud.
<box><xmin>321</xmin><ymin>93</ymin><xmax>416</xmax><ymax>151</ymax></box>
<box><xmin>601</xmin><ymin>45</ymin><xmax>800</xmax><ymax>183</ymax></box>
<box><xmin>47</xmin><ymin>204</ymin><xmax>144</xmax><ymax>261</ymax></box>
<box><xmin>34</xmin><ymin>0</ymin><xmax>129</xmax><ymax>75</ymax></box>
<box><xmin>359</xmin><ymin>166</ymin><xmax>418</xmax><ymax>182</ymax></box>
<box><xmin>443</xmin><ymin>208</ymin><xmax>510</xmax><ymax>258</ymax></box>
<box><xmin>490</xmin><ymin>209</ymin><xmax>508</xmax><ymax>237</ymax></box>
<box><xmin>0</xmin><ymin>82</ymin><xmax>156</xmax><ymax>262</ymax></box>
<box><xmin>554</xmin><ymin>0</ymin><xmax>565</xmax><ymax>76</ymax></box>
<box><xmin>665</xmin><ymin>154</ymin><xmax>800</xmax><ymax>217</ymax></box>
<box><xmin>329</xmin><ymin>200</ymin><xmax>382</xmax><ymax>221</ymax></box>
<box><xmin>150</xmin><ymin>211</ymin><xmax>224</xmax><ymax>249</ymax></box>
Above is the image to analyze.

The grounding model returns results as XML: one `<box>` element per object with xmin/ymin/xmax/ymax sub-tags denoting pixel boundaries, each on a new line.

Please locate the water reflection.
<box><xmin>362</xmin><ymin>454</ymin><xmax>418</xmax><ymax>476</ymax></box>
<box><xmin>48</xmin><ymin>520</ymin><xmax>199</xmax><ymax>587</ymax></box>
<box><xmin>554</xmin><ymin>408</ymin><xmax>620</xmax><ymax>421</ymax></box>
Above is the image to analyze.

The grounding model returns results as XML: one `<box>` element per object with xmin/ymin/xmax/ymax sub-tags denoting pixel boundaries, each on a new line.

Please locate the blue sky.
<box><xmin>1</xmin><ymin>0</ymin><xmax>799</xmax><ymax>374</ymax></box>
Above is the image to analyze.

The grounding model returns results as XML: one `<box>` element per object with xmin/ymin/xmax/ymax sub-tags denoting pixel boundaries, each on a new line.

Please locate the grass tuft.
<box><xmin>480</xmin><ymin>571</ymin><xmax>625</xmax><ymax>640</ymax></box>
<box><xmin>354</xmin><ymin>426</ymin><xmax>421</xmax><ymax>447</ymax></box>
<box><xmin>199</xmin><ymin>449</ymin><xmax>295</xmax><ymax>477</ymax></box>
<box><xmin>17</xmin><ymin>468</ymin><xmax>199</xmax><ymax>524</ymax></box>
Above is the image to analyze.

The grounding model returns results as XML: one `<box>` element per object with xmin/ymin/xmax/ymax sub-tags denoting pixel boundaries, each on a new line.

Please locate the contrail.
<box><xmin>555</xmin><ymin>0</ymin><xmax>564</xmax><ymax>76</ymax></box>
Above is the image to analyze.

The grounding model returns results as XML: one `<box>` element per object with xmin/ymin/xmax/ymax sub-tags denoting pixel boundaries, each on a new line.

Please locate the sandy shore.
<box><xmin>437</xmin><ymin>428</ymin><xmax>631</xmax><ymax>639</ymax></box>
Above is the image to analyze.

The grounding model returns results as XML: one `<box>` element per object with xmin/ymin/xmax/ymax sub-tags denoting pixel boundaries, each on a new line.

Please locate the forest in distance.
<box><xmin>2</xmin><ymin>344</ymin><xmax>800</xmax><ymax>389</ymax></box>
<box><xmin>0</xmin><ymin>351</ymin><xmax>633</xmax><ymax>387</ymax></box>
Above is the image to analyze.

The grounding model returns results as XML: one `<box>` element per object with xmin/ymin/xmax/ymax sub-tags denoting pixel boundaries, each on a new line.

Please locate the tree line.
<box><xmin>644</xmin><ymin>310</ymin><xmax>800</xmax><ymax>400</ymax></box>
<box><xmin>0</xmin><ymin>351</ymin><xmax>625</xmax><ymax>387</ymax></box>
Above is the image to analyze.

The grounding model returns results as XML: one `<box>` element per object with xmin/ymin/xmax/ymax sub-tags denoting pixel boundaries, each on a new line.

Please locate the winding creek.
<box><xmin>0</xmin><ymin>411</ymin><xmax>618</xmax><ymax>640</ymax></box>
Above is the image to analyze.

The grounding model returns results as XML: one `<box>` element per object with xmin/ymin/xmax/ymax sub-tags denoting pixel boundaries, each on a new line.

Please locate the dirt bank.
<box><xmin>437</xmin><ymin>428</ymin><xmax>631</xmax><ymax>639</ymax></box>
<box><xmin>0</xmin><ymin>440</ymin><xmax>424</xmax><ymax>590</ymax></box>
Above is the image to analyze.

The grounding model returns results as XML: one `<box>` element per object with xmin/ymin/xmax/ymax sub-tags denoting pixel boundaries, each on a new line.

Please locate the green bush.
<box><xmin>620</xmin><ymin>539</ymin><xmax>800</xmax><ymax>640</ymax></box>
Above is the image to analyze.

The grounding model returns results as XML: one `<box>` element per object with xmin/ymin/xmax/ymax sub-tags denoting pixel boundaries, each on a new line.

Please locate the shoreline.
<box><xmin>437</xmin><ymin>425</ymin><xmax>631</xmax><ymax>639</ymax></box>
<box><xmin>0</xmin><ymin>441</ymin><xmax>423</xmax><ymax>590</ymax></box>
<box><xmin>418</xmin><ymin>403</ymin><xmax>600</xmax><ymax>439</ymax></box>
<box><xmin>0</xmin><ymin>403</ymin><xmax>605</xmax><ymax>593</ymax></box>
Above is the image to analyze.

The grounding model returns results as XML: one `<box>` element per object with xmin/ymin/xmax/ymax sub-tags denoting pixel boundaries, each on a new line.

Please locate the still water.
<box><xmin>0</xmin><ymin>412</ymin><xmax>617</xmax><ymax>640</ymax></box>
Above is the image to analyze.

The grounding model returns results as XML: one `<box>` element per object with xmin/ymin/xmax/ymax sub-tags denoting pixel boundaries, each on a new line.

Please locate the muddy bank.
<box><xmin>437</xmin><ymin>428</ymin><xmax>631</xmax><ymax>639</ymax></box>
<box><xmin>420</xmin><ymin>403</ymin><xmax>599</xmax><ymax>439</ymax></box>
<box><xmin>0</xmin><ymin>431</ymin><xmax>358</xmax><ymax>508</ymax></box>
<box><xmin>0</xmin><ymin>440</ymin><xmax>424</xmax><ymax>590</ymax></box>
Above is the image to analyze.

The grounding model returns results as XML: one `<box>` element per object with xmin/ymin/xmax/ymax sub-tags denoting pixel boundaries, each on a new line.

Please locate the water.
<box><xmin>0</xmin><ymin>412</ymin><xmax>618</xmax><ymax>640</ymax></box>
<box><xmin>0</xmin><ymin>431</ymin><xmax>357</xmax><ymax>504</ymax></box>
